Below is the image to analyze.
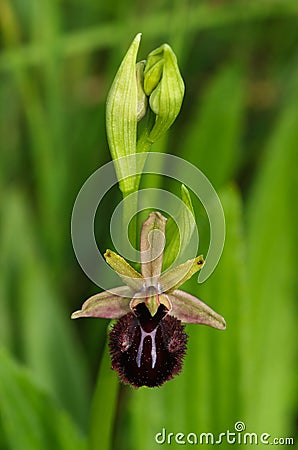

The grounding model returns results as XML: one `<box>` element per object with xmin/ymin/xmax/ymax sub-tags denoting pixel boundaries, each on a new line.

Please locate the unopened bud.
<box><xmin>144</xmin><ymin>44</ymin><xmax>185</xmax><ymax>142</ymax></box>
<box><xmin>136</xmin><ymin>61</ymin><xmax>148</xmax><ymax>121</ymax></box>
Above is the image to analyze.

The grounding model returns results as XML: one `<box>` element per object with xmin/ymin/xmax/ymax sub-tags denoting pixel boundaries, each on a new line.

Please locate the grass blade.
<box><xmin>0</xmin><ymin>346</ymin><xmax>86</xmax><ymax>450</ymax></box>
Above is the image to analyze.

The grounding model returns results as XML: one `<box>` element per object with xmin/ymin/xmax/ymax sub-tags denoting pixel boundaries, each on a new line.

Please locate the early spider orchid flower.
<box><xmin>71</xmin><ymin>212</ymin><xmax>226</xmax><ymax>388</ymax></box>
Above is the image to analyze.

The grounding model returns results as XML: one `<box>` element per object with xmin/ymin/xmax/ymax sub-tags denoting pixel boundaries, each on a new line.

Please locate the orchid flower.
<box><xmin>71</xmin><ymin>212</ymin><xmax>226</xmax><ymax>388</ymax></box>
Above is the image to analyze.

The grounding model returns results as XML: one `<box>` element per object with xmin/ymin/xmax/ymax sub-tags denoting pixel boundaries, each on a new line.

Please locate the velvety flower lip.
<box><xmin>71</xmin><ymin>211</ymin><xmax>226</xmax><ymax>387</ymax></box>
<box><xmin>109</xmin><ymin>303</ymin><xmax>188</xmax><ymax>387</ymax></box>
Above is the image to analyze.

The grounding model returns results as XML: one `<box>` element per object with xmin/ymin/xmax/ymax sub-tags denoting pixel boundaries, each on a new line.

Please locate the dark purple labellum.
<box><xmin>109</xmin><ymin>303</ymin><xmax>187</xmax><ymax>388</ymax></box>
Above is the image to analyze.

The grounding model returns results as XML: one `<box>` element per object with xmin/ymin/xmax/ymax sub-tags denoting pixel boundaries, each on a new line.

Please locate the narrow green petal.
<box><xmin>104</xmin><ymin>249</ymin><xmax>143</xmax><ymax>291</ymax></box>
<box><xmin>160</xmin><ymin>255</ymin><xmax>204</xmax><ymax>292</ymax></box>
<box><xmin>140</xmin><ymin>212</ymin><xmax>167</xmax><ymax>284</ymax></box>
<box><xmin>168</xmin><ymin>290</ymin><xmax>226</xmax><ymax>330</ymax></box>
<box><xmin>71</xmin><ymin>286</ymin><xmax>132</xmax><ymax>319</ymax></box>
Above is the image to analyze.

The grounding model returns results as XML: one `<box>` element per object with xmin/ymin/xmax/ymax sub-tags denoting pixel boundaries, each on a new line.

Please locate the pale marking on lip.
<box><xmin>136</xmin><ymin>326</ymin><xmax>158</xmax><ymax>369</ymax></box>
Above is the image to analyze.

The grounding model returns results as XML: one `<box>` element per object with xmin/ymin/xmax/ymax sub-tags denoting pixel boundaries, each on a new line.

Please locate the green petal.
<box><xmin>71</xmin><ymin>286</ymin><xmax>132</xmax><ymax>319</ymax></box>
<box><xmin>104</xmin><ymin>249</ymin><xmax>143</xmax><ymax>291</ymax></box>
<box><xmin>168</xmin><ymin>290</ymin><xmax>226</xmax><ymax>330</ymax></box>
<box><xmin>140</xmin><ymin>212</ymin><xmax>167</xmax><ymax>285</ymax></box>
<box><xmin>160</xmin><ymin>255</ymin><xmax>204</xmax><ymax>292</ymax></box>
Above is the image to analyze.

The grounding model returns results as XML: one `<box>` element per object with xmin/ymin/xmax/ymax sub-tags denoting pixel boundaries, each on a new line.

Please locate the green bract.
<box><xmin>106</xmin><ymin>33</ymin><xmax>141</xmax><ymax>195</ymax></box>
<box><xmin>163</xmin><ymin>184</ymin><xmax>196</xmax><ymax>270</ymax></box>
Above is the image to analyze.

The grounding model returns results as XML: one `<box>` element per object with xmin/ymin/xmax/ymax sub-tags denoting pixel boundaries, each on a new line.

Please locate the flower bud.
<box><xmin>136</xmin><ymin>61</ymin><xmax>148</xmax><ymax>121</ymax></box>
<box><xmin>144</xmin><ymin>58</ymin><xmax>163</xmax><ymax>96</ymax></box>
<box><xmin>144</xmin><ymin>44</ymin><xmax>185</xmax><ymax>142</ymax></box>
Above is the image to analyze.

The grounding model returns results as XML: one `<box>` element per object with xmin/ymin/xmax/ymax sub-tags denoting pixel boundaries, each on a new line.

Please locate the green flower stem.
<box><xmin>89</xmin><ymin>342</ymin><xmax>120</xmax><ymax>450</ymax></box>
<box><xmin>121</xmin><ymin>188</ymin><xmax>138</xmax><ymax>253</ymax></box>
<box><xmin>92</xmin><ymin>37</ymin><xmax>186</xmax><ymax>445</ymax></box>
<box><xmin>122</xmin><ymin>110</ymin><xmax>156</xmax><ymax>249</ymax></box>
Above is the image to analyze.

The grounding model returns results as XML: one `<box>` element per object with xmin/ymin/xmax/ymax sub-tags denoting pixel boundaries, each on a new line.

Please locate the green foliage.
<box><xmin>0</xmin><ymin>1</ymin><xmax>297</xmax><ymax>449</ymax></box>
<box><xmin>0</xmin><ymin>346</ymin><xmax>86</xmax><ymax>450</ymax></box>
<box><xmin>89</xmin><ymin>345</ymin><xmax>119</xmax><ymax>450</ymax></box>
<box><xmin>244</xmin><ymin>81</ymin><xmax>298</xmax><ymax>437</ymax></box>
<box><xmin>0</xmin><ymin>190</ymin><xmax>91</xmax><ymax>429</ymax></box>
<box><xmin>182</xmin><ymin>65</ymin><xmax>245</xmax><ymax>189</ymax></box>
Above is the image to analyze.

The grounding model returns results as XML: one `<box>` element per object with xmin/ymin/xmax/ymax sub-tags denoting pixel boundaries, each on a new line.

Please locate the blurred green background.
<box><xmin>0</xmin><ymin>0</ymin><xmax>297</xmax><ymax>449</ymax></box>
